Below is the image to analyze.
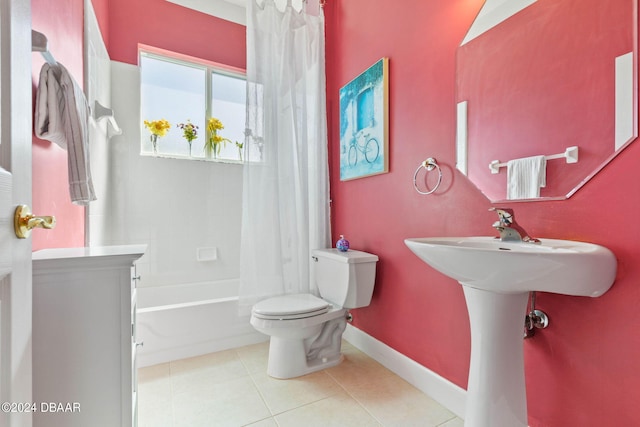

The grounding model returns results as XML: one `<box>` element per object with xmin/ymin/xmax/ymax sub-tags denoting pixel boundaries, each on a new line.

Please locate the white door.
<box><xmin>0</xmin><ymin>1</ymin><xmax>35</xmax><ymax>426</ymax></box>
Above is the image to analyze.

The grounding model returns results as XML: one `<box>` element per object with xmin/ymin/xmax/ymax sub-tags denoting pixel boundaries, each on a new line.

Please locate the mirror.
<box><xmin>456</xmin><ymin>0</ymin><xmax>637</xmax><ymax>202</ymax></box>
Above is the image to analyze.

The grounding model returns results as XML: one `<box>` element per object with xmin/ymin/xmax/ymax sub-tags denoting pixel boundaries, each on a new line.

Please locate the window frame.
<box><xmin>138</xmin><ymin>44</ymin><xmax>247</xmax><ymax>163</ymax></box>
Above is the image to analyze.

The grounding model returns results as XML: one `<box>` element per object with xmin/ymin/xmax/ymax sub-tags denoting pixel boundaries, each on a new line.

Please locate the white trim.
<box><xmin>343</xmin><ymin>324</ymin><xmax>467</xmax><ymax>419</ymax></box>
<box><xmin>461</xmin><ymin>0</ymin><xmax>537</xmax><ymax>45</ymax></box>
<box><xmin>456</xmin><ymin>101</ymin><xmax>468</xmax><ymax>176</ymax></box>
<box><xmin>615</xmin><ymin>51</ymin><xmax>635</xmax><ymax>150</ymax></box>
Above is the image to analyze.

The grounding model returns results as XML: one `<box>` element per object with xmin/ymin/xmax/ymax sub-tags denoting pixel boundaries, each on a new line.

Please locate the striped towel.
<box><xmin>35</xmin><ymin>62</ymin><xmax>96</xmax><ymax>205</ymax></box>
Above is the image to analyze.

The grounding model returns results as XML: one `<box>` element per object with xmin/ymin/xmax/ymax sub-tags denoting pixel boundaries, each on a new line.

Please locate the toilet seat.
<box><xmin>252</xmin><ymin>293</ymin><xmax>330</xmax><ymax>320</ymax></box>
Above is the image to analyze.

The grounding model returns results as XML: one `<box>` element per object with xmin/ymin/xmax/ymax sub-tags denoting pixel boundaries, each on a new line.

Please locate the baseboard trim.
<box><xmin>343</xmin><ymin>324</ymin><xmax>466</xmax><ymax>419</ymax></box>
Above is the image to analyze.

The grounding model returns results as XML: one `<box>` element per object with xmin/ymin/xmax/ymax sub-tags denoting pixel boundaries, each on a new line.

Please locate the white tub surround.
<box><xmin>33</xmin><ymin>245</ymin><xmax>146</xmax><ymax>427</ymax></box>
<box><xmin>136</xmin><ymin>279</ymin><xmax>266</xmax><ymax>367</ymax></box>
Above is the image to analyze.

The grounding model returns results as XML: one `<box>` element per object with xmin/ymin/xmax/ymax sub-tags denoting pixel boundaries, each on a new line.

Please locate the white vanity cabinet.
<box><xmin>32</xmin><ymin>245</ymin><xmax>146</xmax><ymax>427</ymax></box>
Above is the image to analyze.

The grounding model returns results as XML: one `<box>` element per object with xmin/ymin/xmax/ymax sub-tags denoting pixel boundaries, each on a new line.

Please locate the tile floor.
<box><xmin>138</xmin><ymin>340</ymin><xmax>465</xmax><ymax>427</ymax></box>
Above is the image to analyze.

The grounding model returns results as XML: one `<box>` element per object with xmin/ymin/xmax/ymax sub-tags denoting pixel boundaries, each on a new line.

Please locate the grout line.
<box><xmin>234</xmin><ymin>347</ymin><xmax>256</xmax><ymax>379</ymax></box>
<box><xmin>139</xmin><ymin>341</ymin><xmax>459</xmax><ymax>427</ymax></box>
<box><xmin>168</xmin><ymin>360</ymin><xmax>178</xmax><ymax>427</ymax></box>
<box><xmin>323</xmin><ymin>361</ymin><xmax>386</xmax><ymax>426</ymax></box>
<box><xmin>241</xmin><ymin>348</ymin><xmax>277</xmax><ymax>419</ymax></box>
<box><xmin>334</xmin><ymin>383</ymin><xmax>385</xmax><ymax>426</ymax></box>
<box><xmin>233</xmin><ymin>346</ymin><xmax>280</xmax><ymax>426</ymax></box>
<box><xmin>248</xmin><ymin>373</ymin><xmax>273</xmax><ymax>415</ymax></box>
<box><xmin>240</xmin><ymin>415</ymin><xmax>277</xmax><ymax>427</ymax></box>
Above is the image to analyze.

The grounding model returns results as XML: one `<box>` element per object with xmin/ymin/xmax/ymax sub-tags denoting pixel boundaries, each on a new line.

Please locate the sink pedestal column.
<box><xmin>462</xmin><ymin>286</ymin><xmax>530</xmax><ymax>427</ymax></box>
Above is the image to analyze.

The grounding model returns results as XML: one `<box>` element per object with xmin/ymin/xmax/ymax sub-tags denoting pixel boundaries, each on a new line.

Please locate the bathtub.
<box><xmin>136</xmin><ymin>279</ymin><xmax>267</xmax><ymax>367</ymax></box>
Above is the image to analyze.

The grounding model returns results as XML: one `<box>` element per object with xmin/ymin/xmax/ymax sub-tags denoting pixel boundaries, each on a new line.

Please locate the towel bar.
<box><xmin>413</xmin><ymin>158</ymin><xmax>442</xmax><ymax>195</ymax></box>
<box><xmin>489</xmin><ymin>146</ymin><xmax>578</xmax><ymax>174</ymax></box>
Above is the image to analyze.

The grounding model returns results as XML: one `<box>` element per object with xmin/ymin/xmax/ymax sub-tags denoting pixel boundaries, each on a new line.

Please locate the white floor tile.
<box><xmin>138</xmin><ymin>363</ymin><xmax>173</xmax><ymax>427</ymax></box>
<box><xmin>170</xmin><ymin>349</ymin><xmax>249</xmax><ymax>394</ymax></box>
<box><xmin>275</xmin><ymin>391</ymin><xmax>382</xmax><ymax>427</ymax></box>
<box><xmin>236</xmin><ymin>341</ymin><xmax>270</xmax><ymax>374</ymax></box>
<box><xmin>439</xmin><ymin>417</ymin><xmax>465</xmax><ymax>427</ymax></box>
<box><xmin>138</xmin><ymin>341</ymin><xmax>461</xmax><ymax>427</ymax></box>
<box><xmin>251</xmin><ymin>370</ymin><xmax>342</xmax><ymax>415</ymax></box>
<box><xmin>172</xmin><ymin>376</ymin><xmax>271</xmax><ymax>427</ymax></box>
<box><xmin>244</xmin><ymin>417</ymin><xmax>279</xmax><ymax>427</ymax></box>
<box><xmin>346</xmin><ymin>373</ymin><xmax>457</xmax><ymax>427</ymax></box>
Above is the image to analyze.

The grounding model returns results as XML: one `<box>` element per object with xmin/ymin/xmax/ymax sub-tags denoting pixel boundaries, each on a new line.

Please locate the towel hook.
<box><xmin>413</xmin><ymin>158</ymin><xmax>442</xmax><ymax>195</ymax></box>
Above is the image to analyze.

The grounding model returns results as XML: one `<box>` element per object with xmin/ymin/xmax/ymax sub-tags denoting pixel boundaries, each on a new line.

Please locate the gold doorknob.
<box><xmin>14</xmin><ymin>205</ymin><xmax>56</xmax><ymax>239</ymax></box>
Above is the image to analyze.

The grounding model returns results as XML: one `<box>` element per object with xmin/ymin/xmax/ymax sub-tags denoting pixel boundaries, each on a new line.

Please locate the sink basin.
<box><xmin>404</xmin><ymin>236</ymin><xmax>616</xmax><ymax>297</ymax></box>
<box><xmin>405</xmin><ymin>236</ymin><xmax>617</xmax><ymax>427</ymax></box>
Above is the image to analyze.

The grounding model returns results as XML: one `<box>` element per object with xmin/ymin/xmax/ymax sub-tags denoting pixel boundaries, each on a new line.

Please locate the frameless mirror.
<box><xmin>456</xmin><ymin>0</ymin><xmax>637</xmax><ymax>202</ymax></box>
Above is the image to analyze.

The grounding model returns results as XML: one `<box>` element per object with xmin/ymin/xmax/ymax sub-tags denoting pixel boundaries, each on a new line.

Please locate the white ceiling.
<box><xmin>461</xmin><ymin>0</ymin><xmax>537</xmax><ymax>45</ymax></box>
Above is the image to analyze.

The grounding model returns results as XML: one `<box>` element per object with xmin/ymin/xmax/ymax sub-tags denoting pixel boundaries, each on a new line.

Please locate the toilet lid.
<box><xmin>252</xmin><ymin>294</ymin><xmax>330</xmax><ymax>319</ymax></box>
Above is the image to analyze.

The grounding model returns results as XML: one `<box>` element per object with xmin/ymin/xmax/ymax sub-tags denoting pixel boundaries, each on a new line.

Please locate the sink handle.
<box><xmin>489</xmin><ymin>207</ymin><xmax>514</xmax><ymax>226</ymax></box>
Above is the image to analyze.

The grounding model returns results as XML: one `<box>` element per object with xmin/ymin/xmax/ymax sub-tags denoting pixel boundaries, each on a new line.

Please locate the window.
<box><xmin>140</xmin><ymin>49</ymin><xmax>247</xmax><ymax>162</ymax></box>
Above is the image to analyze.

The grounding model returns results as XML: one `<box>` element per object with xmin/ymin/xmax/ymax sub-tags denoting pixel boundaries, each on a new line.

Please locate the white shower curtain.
<box><xmin>239</xmin><ymin>0</ymin><xmax>331</xmax><ymax>310</ymax></box>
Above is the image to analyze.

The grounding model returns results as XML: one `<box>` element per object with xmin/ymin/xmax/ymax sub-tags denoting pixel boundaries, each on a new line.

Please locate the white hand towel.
<box><xmin>507</xmin><ymin>155</ymin><xmax>546</xmax><ymax>200</ymax></box>
<box><xmin>35</xmin><ymin>63</ymin><xmax>96</xmax><ymax>205</ymax></box>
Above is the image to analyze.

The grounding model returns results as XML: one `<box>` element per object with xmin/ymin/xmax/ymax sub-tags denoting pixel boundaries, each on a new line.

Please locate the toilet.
<box><xmin>250</xmin><ymin>248</ymin><xmax>378</xmax><ymax>379</ymax></box>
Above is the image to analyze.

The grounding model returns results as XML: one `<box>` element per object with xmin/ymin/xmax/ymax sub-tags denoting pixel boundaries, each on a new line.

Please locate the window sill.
<box><xmin>140</xmin><ymin>151</ymin><xmax>244</xmax><ymax>165</ymax></box>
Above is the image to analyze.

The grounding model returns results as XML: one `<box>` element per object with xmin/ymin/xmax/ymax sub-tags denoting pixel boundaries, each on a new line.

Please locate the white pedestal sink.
<box><xmin>405</xmin><ymin>237</ymin><xmax>617</xmax><ymax>427</ymax></box>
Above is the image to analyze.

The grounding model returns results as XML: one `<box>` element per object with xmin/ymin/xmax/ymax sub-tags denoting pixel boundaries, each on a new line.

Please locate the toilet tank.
<box><xmin>312</xmin><ymin>249</ymin><xmax>378</xmax><ymax>308</ymax></box>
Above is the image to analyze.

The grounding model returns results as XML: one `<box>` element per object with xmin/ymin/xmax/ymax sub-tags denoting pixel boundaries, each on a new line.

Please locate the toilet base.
<box><xmin>267</xmin><ymin>337</ymin><xmax>344</xmax><ymax>379</ymax></box>
<box><xmin>265</xmin><ymin>316</ymin><xmax>347</xmax><ymax>379</ymax></box>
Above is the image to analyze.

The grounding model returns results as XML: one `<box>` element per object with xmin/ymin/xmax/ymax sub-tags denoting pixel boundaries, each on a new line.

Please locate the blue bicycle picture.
<box><xmin>339</xmin><ymin>58</ymin><xmax>389</xmax><ymax>180</ymax></box>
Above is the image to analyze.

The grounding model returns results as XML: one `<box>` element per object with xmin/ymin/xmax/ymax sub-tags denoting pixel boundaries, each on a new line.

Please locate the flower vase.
<box><xmin>187</xmin><ymin>142</ymin><xmax>193</xmax><ymax>157</ymax></box>
<box><xmin>205</xmin><ymin>142</ymin><xmax>218</xmax><ymax>159</ymax></box>
<box><xmin>150</xmin><ymin>134</ymin><xmax>159</xmax><ymax>155</ymax></box>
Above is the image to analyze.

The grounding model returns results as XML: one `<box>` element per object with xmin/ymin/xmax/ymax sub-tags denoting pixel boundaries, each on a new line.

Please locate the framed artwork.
<box><xmin>339</xmin><ymin>57</ymin><xmax>389</xmax><ymax>181</ymax></box>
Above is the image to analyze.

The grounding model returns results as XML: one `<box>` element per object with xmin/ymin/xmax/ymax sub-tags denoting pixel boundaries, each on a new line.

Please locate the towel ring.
<box><xmin>413</xmin><ymin>158</ymin><xmax>442</xmax><ymax>195</ymax></box>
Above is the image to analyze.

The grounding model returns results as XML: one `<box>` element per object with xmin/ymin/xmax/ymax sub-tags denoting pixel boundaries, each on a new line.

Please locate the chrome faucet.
<box><xmin>490</xmin><ymin>207</ymin><xmax>540</xmax><ymax>243</ymax></box>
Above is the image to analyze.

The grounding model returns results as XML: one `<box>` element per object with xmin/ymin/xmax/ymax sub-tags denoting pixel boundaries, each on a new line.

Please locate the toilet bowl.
<box><xmin>250</xmin><ymin>249</ymin><xmax>378</xmax><ymax>379</ymax></box>
<box><xmin>251</xmin><ymin>294</ymin><xmax>348</xmax><ymax>378</ymax></box>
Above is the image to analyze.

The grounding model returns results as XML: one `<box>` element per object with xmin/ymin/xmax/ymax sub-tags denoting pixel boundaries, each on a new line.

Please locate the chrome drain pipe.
<box><xmin>524</xmin><ymin>291</ymin><xmax>549</xmax><ymax>338</ymax></box>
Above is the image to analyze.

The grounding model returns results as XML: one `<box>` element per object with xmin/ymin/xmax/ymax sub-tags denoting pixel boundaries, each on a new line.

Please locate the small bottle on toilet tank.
<box><xmin>336</xmin><ymin>235</ymin><xmax>350</xmax><ymax>252</ymax></box>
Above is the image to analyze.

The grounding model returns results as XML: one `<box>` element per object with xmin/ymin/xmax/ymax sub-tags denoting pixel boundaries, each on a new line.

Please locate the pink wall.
<box><xmin>30</xmin><ymin>0</ymin><xmax>640</xmax><ymax>424</ymax></box>
<box><xmin>458</xmin><ymin>0</ymin><xmax>632</xmax><ymax>200</ymax></box>
<box><xmin>107</xmin><ymin>0</ymin><xmax>245</xmax><ymax>67</ymax></box>
<box><xmin>30</xmin><ymin>0</ymin><xmax>244</xmax><ymax>251</ymax></box>
<box><xmin>32</xmin><ymin>0</ymin><xmax>86</xmax><ymax>250</ymax></box>
<box><xmin>326</xmin><ymin>1</ymin><xmax>640</xmax><ymax>426</ymax></box>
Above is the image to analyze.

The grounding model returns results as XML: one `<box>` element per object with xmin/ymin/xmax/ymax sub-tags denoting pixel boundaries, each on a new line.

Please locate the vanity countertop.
<box><xmin>33</xmin><ymin>244</ymin><xmax>146</xmax><ymax>260</ymax></box>
<box><xmin>32</xmin><ymin>245</ymin><xmax>146</xmax><ymax>272</ymax></box>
